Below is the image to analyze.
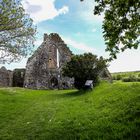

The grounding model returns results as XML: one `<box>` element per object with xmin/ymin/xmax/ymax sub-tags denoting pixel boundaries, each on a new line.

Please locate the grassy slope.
<box><xmin>0</xmin><ymin>82</ymin><xmax>140</xmax><ymax>140</ymax></box>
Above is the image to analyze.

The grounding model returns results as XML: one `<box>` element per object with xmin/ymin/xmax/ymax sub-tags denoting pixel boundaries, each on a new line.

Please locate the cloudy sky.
<box><xmin>1</xmin><ymin>0</ymin><xmax>140</xmax><ymax>72</ymax></box>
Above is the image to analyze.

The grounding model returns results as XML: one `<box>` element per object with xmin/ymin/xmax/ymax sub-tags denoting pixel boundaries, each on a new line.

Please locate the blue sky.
<box><xmin>1</xmin><ymin>0</ymin><xmax>140</xmax><ymax>72</ymax></box>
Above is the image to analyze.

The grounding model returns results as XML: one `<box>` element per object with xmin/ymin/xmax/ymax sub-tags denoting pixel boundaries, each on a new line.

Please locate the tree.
<box><xmin>0</xmin><ymin>0</ymin><xmax>36</xmax><ymax>63</ymax></box>
<box><xmin>62</xmin><ymin>53</ymin><xmax>107</xmax><ymax>89</ymax></box>
<box><xmin>81</xmin><ymin>0</ymin><xmax>140</xmax><ymax>60</ymax></box>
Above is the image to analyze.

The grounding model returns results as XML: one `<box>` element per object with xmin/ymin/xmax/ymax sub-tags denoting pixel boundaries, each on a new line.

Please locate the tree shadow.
<box><xmin>50</xmin><ymin>90</ymin><xmax>91</xmax><ymax>99</ymax></box>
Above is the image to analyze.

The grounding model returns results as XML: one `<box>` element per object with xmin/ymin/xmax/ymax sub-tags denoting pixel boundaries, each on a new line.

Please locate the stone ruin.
<box><xmin>0</xmin><ymin>67</ymin><xmax>25</xmax><ymax>87</ymax></box>
<box><xmin>100</xmin><ymin>67</ymin><xmax>112</xmax><ymax>83</ymax></box>
<box><xmin>0</xmin><ymin>33</ymin><xmax>112</xmax><ymax>89</ymax></box>
<box><xmin>0</xmin><ymin>66</ymin><xmax>13</xmax><ymax>87</ymax></box>
<box><xmin>24</xmin><ymin>33</ymin><xmax>74</xmax><ymax>89</ymax></box>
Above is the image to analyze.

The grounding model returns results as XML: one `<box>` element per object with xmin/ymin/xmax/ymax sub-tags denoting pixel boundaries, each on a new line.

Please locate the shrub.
<box><xmin>62</xmin><ymin>53</ymin><xmax>107</xmax><ymax>89</ymax></box>
<box><xmin>112</xmin><ymin>75</ymin><xmax>122</xmax><ymax>80</ymax></box>
<box><xmin>137</xmin><ymin>77</ymin><xmax>140</xmax><ymax>82</ymax></box>
<box><xmin>129</xmin><ymin>75</ymin><xmax>137</xmax><ymax>81</ymax></box>
<box><xmin>122</xmin><ymin>75</ymin><xmax>139</xmax><ymax>82</ymax></box>
<box><xmin>116</xmin><ymin>74</ymin><xmax>122</xmax><ymax>80</ymax></box>
<box><xmin>122</xmin><ymin>77</ymin><xmax>130</xmax><ymax>82</ymax></box>
<box><xmin>112</xmin><ymin>75</ymin><xmax>116</xmax><ymax>80</ymax></box>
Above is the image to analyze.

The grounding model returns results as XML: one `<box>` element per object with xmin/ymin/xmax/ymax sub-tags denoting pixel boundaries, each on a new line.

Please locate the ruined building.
<box><xmin>0</xmin><ymin>67</ymin><xmax>25</xmax><ymax>87</ymax></box>
<box><xmin>24</xmin><ymin>33</ymin><xmax>74</xmax><ymax>89</ymax></box>
<box><xmin>0</xmin><ymin>66</ymin><xmax>13</xmax><ymax>87</ymax></box>
<box><xmin>0</xmin><ymin>33</ymin><xmax>112</xmax><ymax>89</ymax></box>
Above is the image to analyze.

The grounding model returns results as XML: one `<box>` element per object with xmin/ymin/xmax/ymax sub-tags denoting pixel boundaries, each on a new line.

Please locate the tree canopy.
<box><xmin>62</xmin><ymin>53</ymin><xmax>107</xmax><ymax>89</ymax></box>
<box><xmin>81</xmin><ymin>0</ymin><xmax>140</xmax><ymax>60</ymax></box>
<box><xmin>0</xmin><ymin>0</ymin><xmax>36</xmax><ymax>63</ymax></box>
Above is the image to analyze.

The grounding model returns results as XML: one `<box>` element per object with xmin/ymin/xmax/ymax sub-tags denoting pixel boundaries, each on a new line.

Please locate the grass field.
<box><xmin>0</xmin><ymin>81</ymin><xmax>140</xmax><ymax>140</ymax></box>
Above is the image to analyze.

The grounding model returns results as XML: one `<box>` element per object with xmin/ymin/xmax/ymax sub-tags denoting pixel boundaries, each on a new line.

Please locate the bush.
<box><xmin>113</xmin><ymin>74</ymin><xmax>122</xmax><ymax>80</ymax></box>
<box><xmin>122</xmin><ymin>77</ymin><xmax>131</xmax><ymax>82</ymax></box>
<box><xmin>112</xmin><ymin>75</ymin><xmax>116</xmax><ymax>80</ymax></box>
<box><xmin>122</xmin><ymin>75</ymin><xmax>139</xmax><ymax>82</ymax></box>
<box><xmin>62</xmin><ymin>53</ymin><xmax>107</xmax><ymax>89</ymax></box>
<box><xmin>137</xmin><ymin>77</ymin><xmax>140</xmax><ymax>82</ymax></box>
<box><xmin>116</xmin><ymin>75</ymin><xmax>122</xmax><ymax>80</ymax></box>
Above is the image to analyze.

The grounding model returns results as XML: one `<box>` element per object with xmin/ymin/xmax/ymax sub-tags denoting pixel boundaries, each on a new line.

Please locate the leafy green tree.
<box><xmin>0</xmin><ymin>0</ymin><xmax>36</xmax><ymax>63</ymax></box>
<box><xmin>81</xmin><ymin>0</ymin><xmax>140</xmax><ymax>60</ymax></box>
<box><xmin>62</xmin><ymin>53</ymin><xmax>107</xmax><ymax>89</ymax></box>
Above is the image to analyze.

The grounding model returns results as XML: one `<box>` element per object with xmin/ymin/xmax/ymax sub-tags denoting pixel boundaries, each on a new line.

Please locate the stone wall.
<box><xmin>99</xmin><ymin>68</ymin><xmax>112</xmax><ymax>82</ymax></box>
<box><xmin>24</xmin><ymin>33</ymin><xmax>74</xmax><ymax>89</ymax></box>
<box><xmin>0</xmin><ymin>67</ymin><xmax>13</xmax><ymax>87</ymax></box>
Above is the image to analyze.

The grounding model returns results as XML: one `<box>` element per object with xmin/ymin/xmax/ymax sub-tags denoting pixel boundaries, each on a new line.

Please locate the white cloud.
<box><xmin>108</xmin><ymin>48</ymin><xmax>140</xmax><ymax>73</ymax></box>
<box><xmin>63</xmin><ymin>37</ymin><xmax>96</xmax><ymax>54</ymax></box>
<box><xmin>22</xmin><ymin>0</ymin><xmax>69</xmax><ymax>23</ymax></box>
<box><xmin>91</xmin><ymin>28</ymin><xmax>97</xmax><ymax>32</ymax></box>
<box><xmin>79</xmin><ymin>0</ymin><xmax>104</xmax><ymax>23</ymax></box>
<box><xmin>58</xmin><ymin>6</ymin><xmax>69</xmax><ymax>15</ymax></box>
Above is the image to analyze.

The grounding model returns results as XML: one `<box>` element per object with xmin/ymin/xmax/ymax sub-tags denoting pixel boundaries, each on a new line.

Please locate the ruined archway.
<box><xmin>50</xmin><ymin>77</ymin><xmax>58</xmax><ymax>88</ymax></box>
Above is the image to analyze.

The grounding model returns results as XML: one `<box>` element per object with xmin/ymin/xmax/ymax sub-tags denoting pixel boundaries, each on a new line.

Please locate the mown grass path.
<box><xmin>0</xmin><ymin>82</ymin><xmax>140</xmax><ymax>140</ymax></box>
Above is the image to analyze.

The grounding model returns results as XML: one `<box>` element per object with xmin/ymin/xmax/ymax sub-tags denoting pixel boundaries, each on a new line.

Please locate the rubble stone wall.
<box><xmin>0</xmin><ymin>67</ymin><xmax>13</xmax><ymax>87</ymax></box>
<box><xmin>24</xmin><ymin>33</ymin><xmax>74</xmax><ymax>89</ymax></box>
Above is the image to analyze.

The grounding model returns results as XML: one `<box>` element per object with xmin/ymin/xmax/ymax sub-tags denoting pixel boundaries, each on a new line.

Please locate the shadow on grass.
<box><xmin>50</xmin><ymin>90</ymin><xmax>92</xmax><ymax>99</ymax></box>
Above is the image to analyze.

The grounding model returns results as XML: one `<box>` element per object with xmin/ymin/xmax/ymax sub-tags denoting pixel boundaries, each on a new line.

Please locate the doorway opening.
<box><xmin>50</xmin><ymin>77</ymin><xmax>58</xmax><ymax>88</ymax></box>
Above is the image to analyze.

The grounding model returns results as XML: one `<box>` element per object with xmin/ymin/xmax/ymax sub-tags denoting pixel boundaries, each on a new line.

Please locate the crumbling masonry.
<box><xmin>24</xmin><ymin>33</ymin><xmax>74</xmax><ymax>89</ymax></box>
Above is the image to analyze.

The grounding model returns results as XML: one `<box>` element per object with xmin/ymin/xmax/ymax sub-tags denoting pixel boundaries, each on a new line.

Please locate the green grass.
<box><xmin>0</xmin><ymin>82</ymin><xmax>140</xmax><ymax>140</ymax></box>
